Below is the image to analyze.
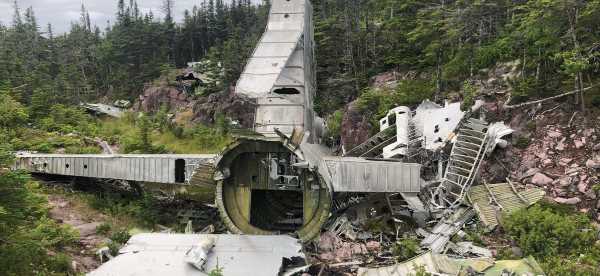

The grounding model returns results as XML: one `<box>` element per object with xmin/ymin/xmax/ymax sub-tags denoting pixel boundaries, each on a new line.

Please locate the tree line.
<box><xmin>313</xmin><ymin>0</ymin><xmax>600</xmax><ymax>117</ymax></box>
<box><xmin>0</xmin><ymin>0</ymin><xmax>269</xmax><ymax>112</ymax></box>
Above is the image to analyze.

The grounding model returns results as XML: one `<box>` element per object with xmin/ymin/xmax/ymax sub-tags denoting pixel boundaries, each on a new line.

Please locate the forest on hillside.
<box><xmin>0</xmin><ymin>0</ymin><xmax>598</xmax><ymax>134</ymax></box>
<box><xmin>1</xmin><ymin>0</ymin><xmax>600</xmax><ymax>275</ymax></box>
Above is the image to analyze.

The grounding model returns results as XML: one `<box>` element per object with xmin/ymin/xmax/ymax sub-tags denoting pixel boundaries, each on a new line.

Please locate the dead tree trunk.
<box><xmin>567</xmin><ymin>6</ymin><xmax>586</xmax><ymax>125</ymax></box>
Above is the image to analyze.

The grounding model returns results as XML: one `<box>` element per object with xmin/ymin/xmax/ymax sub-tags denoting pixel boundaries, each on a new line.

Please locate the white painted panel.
<box><xmin>243</xmin><ymin>57</ymin><xmax>288</xmax><ymax>74</ymax></box>
<box><xmin>271</xmin><ymin>0</ymin><xmax>305</xmax><ymax>14</ymax></box>
<box><xmin>237</xmin><ymin>74</ymin><xmax>279</xmax><ymax>96</ymax></box>
<box><xmin>253</xmin><ymin>43</ymin><xmax>297</xmax><ymax>57</ymax></box>
<box><xmin>260</xmin><ymin>30</ymin><xmax>301</xmax><ymax>43</ymax></box>
<box><xmin>275</xmin><ymin>67</ymin><xmax>304</xmax><ymax>86</ymax></box>
<box><xmin>268</xmin><ymin>13</ymin><xmax>304</xmax><ymax>30</ymax></box>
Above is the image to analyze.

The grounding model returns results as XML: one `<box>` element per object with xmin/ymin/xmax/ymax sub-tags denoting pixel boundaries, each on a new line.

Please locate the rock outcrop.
<box><xmin>340</xmin><ymin>101</ymin><xmax>371</xmax><ymax>152</ymax></box>
<box><xmin>135</xmin><ymin>84</ymin><xmax>191</xmax><ymax>113</ymax></box>
<box><xmin>192</xmin><ymin>87</ymin><xmax>255</xmax><ymax>128</ymax></box>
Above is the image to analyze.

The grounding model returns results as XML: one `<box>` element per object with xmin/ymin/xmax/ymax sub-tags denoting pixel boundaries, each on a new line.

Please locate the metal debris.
<box><xmin>446</xmin><ymin>241</ymin><xmax>493</xmax><ymax>258</ymax></box>
<box><xmin>420</xmin><ymin>207</ymin><xmax>476</xmax><ymax>253</ymax></box>
<box><xmin>357</xmin><ymin>252</ymin><xmax>465</xmax><ymax>276</ymax></box>
<box><xmin>467</xmin><ymin>180</ymin><xmax>545</xmax><ymax>230</ymax></box>
<box><xmin>183</xmin><ymin>236</ymin><xmax>216</xmax><ymax>271</ymax></box>
<box><xmin>357</xmin><ymin>252</ymin><xmax>545</xmax><ymax>276</ymax></box>
<box><xmin>81</xmin><ymin>103</ymin><xmax>124</xmax><ymax>118</ymax></box>
<box><xmin>328</xmin><ymin>215</ymin><xmax>358</xmax><ymax>240</ymax></box>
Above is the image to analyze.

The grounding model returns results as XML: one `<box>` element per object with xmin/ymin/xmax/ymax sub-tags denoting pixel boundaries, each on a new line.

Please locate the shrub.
<box><xmin>392</xmin><ymin>238</ymin><xmax>420</xmax><ymax>261</ymax></box>
<box><xmin>503</xmin><ymin>202</ymin><xmax>600</xmax><ymax>275</ymax></box>
<box><xmin>46</xmin><ymin>253</ymin><xmax>72</xmax><ymax>273</ymax></box>
<box><xmin>108</xmin><ymin>241</ymin><xmax>121</xmax><ymax>256</ymax></box>
<box><xmin>514</xmin><ymin>136</ymin><xmax>531</xmax><ymax>149</ymax></box>
<box><xmin>208</xmin><ymin>265</ymin><xmax>224</xmax><ymax>276</ymax></box>
<box><xmin>0</xmin><ymin>93</ymin><xmax>29</xmax><ymax>129</ymax></box>
<box><xmin>591</xmin><ymin>94</ymin><xmax>600</xmax><ymax>108</ymax></box>
<box><xmin>326</xmin><ymin>109</ymin><xmax>344</xmax><ymax>139</ymax></box>
<box><xmin>110</xmin><ymin>229</ymin><xmax>131</xmax><ymax>244</ymax></box>
<box><xmin>28</xmin><ymin>217</ymin><xmax>79</xmax><ymax>248</ymax></box>
<box><xmin>510</xmin><ymin>77</ymin><xmax>538</xmax><ymax>103</ymax></box>
<box><xmin>65</xmin><ymin>145</ymin><xmax>102</xmax><ymax>154</ymax></box>
<box><xmin>96</xmin><ymin>223</ymin><xmax>112</xmax><ymax>236</ymax></box>
<box><xmin>38</xmin><ymin>104</ymin><xmax>98</xmax><ymax>135</ymax></box>
<box><xmin>461</xmin><ymin>80</ymin><xmax>476</xmax><ymax>110</ymax></box>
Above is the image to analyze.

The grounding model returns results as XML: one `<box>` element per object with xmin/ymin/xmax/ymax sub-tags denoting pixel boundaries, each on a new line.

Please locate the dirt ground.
<box><xmin>46</xmin><ymin>193</ymin><xmax>106</xmax><ymax>273</ymax></box>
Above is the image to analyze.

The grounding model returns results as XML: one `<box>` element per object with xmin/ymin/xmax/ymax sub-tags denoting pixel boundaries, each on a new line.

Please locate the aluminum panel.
<box><xmin>275</xmin><ymin>67</ymin><xmax>304</xmax><ymax>86</ymax></box>
<box><xmin>89</xmin><ymin>233</ymin><xmax>304</xmax><ymax>276</ymax></box>
<box><xmin>268</xmin><ymin>13</ymin><xmax>304</xmax><ymax>30</ymax></box>
<box><xmin>237</xmin><ymin>74</ymin><xmax>280</xmax><ymax>96</ymax></box>
<box><xmin>271</xmin><ymin>0</ymin><xmax>305</xmax><ymax>14</ymax></box>
<box><xmin>318</xmin><ymin>157</ymin><xmax>423</xmax><ymax>193</ymax></box>
<box><xmin>285</xmin><ymin>48</ymin><xmax>305</xmax><ymax>67</ymax></box>
<box><xmin>253</xmin><ymin>42</ymin><xmax>297</xmax><ymax>57</ymax></box>
<box><xmin>260</xmin><ymin>30</ymin><xmax>301</xmax><ymax>43</ymax></box>
<box><xmin>255</xmin><ymin>105</ymin><xmax>304</xmax><ymax>125</ymax></box>
<box><xmin>244</xmin><ymin>57</ymin><xmax>288</xmax><ymax>74</ymax></box>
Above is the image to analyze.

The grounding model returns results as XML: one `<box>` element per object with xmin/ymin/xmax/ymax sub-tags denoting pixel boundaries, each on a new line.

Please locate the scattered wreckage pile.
<box><xmin>87</xmin><ymin>100</ymin><xmax>549</xmax><ymax>276</ymax></box>
<box><xmin>302</xmin><ymin>100</ymin><xmax>547</xmax><ymax>275</ymax></box>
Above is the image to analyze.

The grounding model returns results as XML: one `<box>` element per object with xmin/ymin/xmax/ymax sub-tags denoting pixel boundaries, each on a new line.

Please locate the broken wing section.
<box><xmin>90</xmin><ymin>233</ymin><xmax>305</xmax><ymax>276</ymax></box>
<box><xmin>13</xmin><ymin>153</ymin><xmax>216</xmax><ymax>185</ymax></box>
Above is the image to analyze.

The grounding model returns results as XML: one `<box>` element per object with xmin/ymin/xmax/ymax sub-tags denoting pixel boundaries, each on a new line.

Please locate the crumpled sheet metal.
<box><xmin>357</xmin><ymin>252</ymin><xmax>545</xmax><ymax>276</ymax></box>
<box><xmin>447</xmin><ymin>241</ymin><xmax>493</xmax><ymax>258</ymax></box>
<box><xmin>412</xmin><ymin>100</ymin><xmax>465</xmax><ymax>151</ymax></box>
<box><xmin>484</xmin><ymin>122</ymin><xmax>514</xmax><ymax>154</ymax></box>
<box><xmin>356</xmin><ymin>252</ymin><xmax>461</xmax><ymax>276</ymax></box>
<box><xmin>468</xmin><ymin>182</ymin><xmax>545</xmax><ymax>230</ymax></box>
<box><xmin>420</xmin><ymin>207</ymin><xmax>476</xmax><ymax>253</ymax></box>
<box><xmin>81</xmin><ymin>103</ymin><xmax>124</xmax><ymax>118</ymax></box>
<box><xmin>89</xmin><ymin>233</ymin><xmax>304</xmax><ymax>276</ymax></box>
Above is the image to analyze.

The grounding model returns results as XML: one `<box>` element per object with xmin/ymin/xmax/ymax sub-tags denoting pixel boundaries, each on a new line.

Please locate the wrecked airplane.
<box><xmin>12</xmin><ymin>0</ymin><xmax>541</xmax><ymax>275</ymax></box>
<box><xmin>14</xmin><ymin>0</ymin><xmax>518</xmax><ymax>241</ymax></box>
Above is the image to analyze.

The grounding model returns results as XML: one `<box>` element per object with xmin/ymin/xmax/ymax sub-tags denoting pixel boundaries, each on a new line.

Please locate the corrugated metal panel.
<box><xmin>468</xmin><ymin>183</ymin><xmax>545</xmax><ymax>229</ymax></box>
<box><xmin>318</xmin><ymin>157</ymin><xmax>423</xmax><ymax>193</ymax></box>
<box><xmin>14</xmin><ymin>154</ymin><xmax>215</xmax><ymax>185</ymax></box>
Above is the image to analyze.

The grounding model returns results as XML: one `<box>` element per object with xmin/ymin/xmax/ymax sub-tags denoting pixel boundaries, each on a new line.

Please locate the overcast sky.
<box><xmin>0</xmin><ymin>0</ymin><xmax>260</xmax><ymax>34</ymax></box>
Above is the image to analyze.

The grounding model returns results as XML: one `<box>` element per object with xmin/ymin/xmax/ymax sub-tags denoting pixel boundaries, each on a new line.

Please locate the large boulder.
<box><xmin>531</xmin><ymin>173</ymin><xmax>553</xmax><ymax>186</ymax></box>
<box><xmin>554</xmin><ymin>197</ymin><xmax>581</xmax><ymax>205</ymax></box>
<box><xmin>192</xmin><ymin>87</ymin><xmax>255</xmax><ymax>128</ymax></box>
<box><xmin>136</xmin><ymin>85</ymin><xmax>190</xmax><ymax>113</ymax></box>
<box><xmin>586</xmin><ymin>158</ymin><xmax>600</xmax><ymax>169</ymax></box>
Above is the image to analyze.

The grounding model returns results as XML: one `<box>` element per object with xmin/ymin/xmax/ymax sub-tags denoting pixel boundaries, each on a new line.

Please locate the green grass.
<box><xmin>97</xmin><ymin>116</ymin><xmax>231</xmax><ymax>154</ymax></box>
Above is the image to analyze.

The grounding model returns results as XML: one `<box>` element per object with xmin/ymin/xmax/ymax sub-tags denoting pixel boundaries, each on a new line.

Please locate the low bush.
<box><xmin>392</xmin><ymin>238</ymin><xmax>420</xmax><ymax>261</ymax></box>
<box><xmin>96</xmin><ymin>222</ymin><xmax>112</xmax><ymax>236</ymax></box>
<box><xmin>503</xmin><ymin>202</ymin><xmax>600</xmax><ymax>275</ymax></box>
<box><xmin>110</xmin><ymin>229</ymin><xmax>131</xmax><ymax>244</ymax></box>
<box><xmin>514</xmin><ymin>136</ymin><xmax>531</xmax><ymax>149</ymax></box>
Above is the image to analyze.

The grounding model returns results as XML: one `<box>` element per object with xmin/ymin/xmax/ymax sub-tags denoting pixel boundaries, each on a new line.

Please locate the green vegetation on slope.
<box><xmin>503</xmin><ymin>202</ymin><xmax>600</xmax><ymax>275</ymax></box>
<box><xmin>98</xmin><ymin>112</ymin><xmax>232</xmax><ymax>154</ymax></box>
<box><xmin>0</xmin><ymin>165</ymin><xmax>79</xmax><ymax>275</ymax></box>
<box><xmin>313</xmin><ymin>0</ymin><xmax>600</xmax><ymax>123</ymax></box>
